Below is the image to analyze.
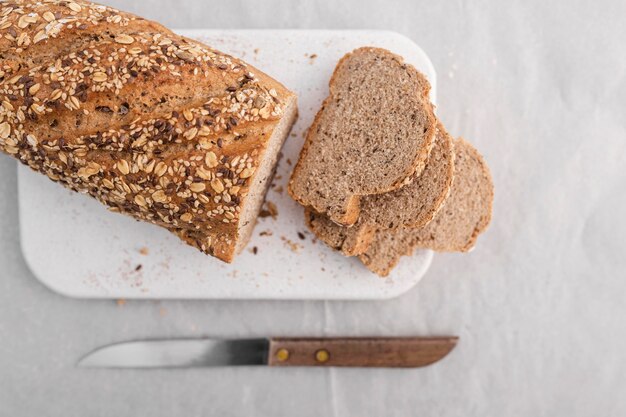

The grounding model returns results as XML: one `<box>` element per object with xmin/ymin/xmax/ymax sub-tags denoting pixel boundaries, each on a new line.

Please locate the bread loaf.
<box><xmin>306</xmin><ymin>123</ymin><xmax>455</xmax><ymax>256</ymax></box>
<box><xmin>288</xmin><ymin>47</ymin><xmax>436</xmax><ymax>226</ymax></box>
<box><xmin>0</xmin><ymin>0</ymin><xmax>297</xmax><ymax>262</ymax></box>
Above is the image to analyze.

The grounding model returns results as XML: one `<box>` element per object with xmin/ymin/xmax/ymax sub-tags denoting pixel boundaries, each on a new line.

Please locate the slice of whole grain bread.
<box><xmin>306</xmin><ymin>123</ymin><xmax>455</xmax><ymax>256</ymax></box>
<box><xmin>288</xmin><ymin>47</ymin><xmax>436</xmax><ymax>226</ymax></box>
<box><xmin>305</xmin><ymin>206</ymin><xmax>377</xmax><ymax>255</ymax></box>
<box><xmin>359</xmin><ymin>138</ymin><xmax>494</xmax><ymax>276</ymax></box>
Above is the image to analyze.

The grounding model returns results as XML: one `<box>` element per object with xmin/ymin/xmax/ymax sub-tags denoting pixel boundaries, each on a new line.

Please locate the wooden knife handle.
<box><xmin>267</xmin><ymin>337</ymin><xmax>458</xmax><ymax>368</ymax></box>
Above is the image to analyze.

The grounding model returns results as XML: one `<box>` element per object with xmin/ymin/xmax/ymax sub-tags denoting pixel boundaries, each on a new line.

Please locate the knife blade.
<box><xmin>78</xmin><ymin>337</ymin><xmax>458</xmax><ymax>368</ymax></box>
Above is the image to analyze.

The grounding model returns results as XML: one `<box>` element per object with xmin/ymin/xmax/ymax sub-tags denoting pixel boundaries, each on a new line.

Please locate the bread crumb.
<box><xmin>297</xmin><ymin>232</ymin><xmax>305</xmax><ymax>240</ymax></box>
<box><xmin>259</xmin><ymin>201</ymin><xmax>278</xmax><ymax>219</ymax></box>
<box><xmin>281</xmin><ymin>236</ymin><xmax>302</xmax><ymax>252</ymax></box>
<box><xmin>286</xmin><ymin>158</ymin><xmax>292</xmax><ymax>165</ymax></box>
<box><xmin>273</xmin><ymin>185</ymin><xmax>283</xmax><ymax>194</ymax></box>
<box><xmin>254</xmin><ymin>48</ymin><xmax>260</xmax><ymax>55</ymax></box>
<box><xmin>249</xmin><ymin>246</ymin><xmax>258</xmax><ymax>255</ymax></box>
<box><xmin>259</xmin><ymin>230</ymin><xmax>273</xmax><ymax>237</ymax></box>
<box><xmin>267</xmin><ymin>201</ymin><xmax>278</xmax><ymax>218</ymax></box>
<box><xmin>139</xmin><ymin>247</ymin><xmax>149</xmax><ymax>255</ymax></box>
<box><xmin>135</xmin><ymin>264</ymin><xmax>142</xmax><ymax>271</ymax></box>
<box><xmin>116</xmin><ymin>299</ymin><xmax>126</xmax><ymax>306</ymax></box>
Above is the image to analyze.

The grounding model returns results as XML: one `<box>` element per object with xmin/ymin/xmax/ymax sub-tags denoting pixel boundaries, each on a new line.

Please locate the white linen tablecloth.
<box><xmin>0</xmin><ymin>0</ymin><xmax>624</xmax><ymax>415</ymax></box>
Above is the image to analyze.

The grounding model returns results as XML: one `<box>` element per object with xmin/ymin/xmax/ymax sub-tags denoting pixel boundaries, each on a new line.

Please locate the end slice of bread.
<box><xmin>305</xmin><ymin>206</ymin><xmax>377</xmax><ymax>255</ymax></box>
<box><xmin>288</xmin><ymin>47</ymin><xmax>436</xmax><ymax>226</ymax></box>
<box><xmin>306</xmin><ymin>123</ymin><xmax>455</xmax><ymax>256</ymax></box>
<box><xmin>359</xmin><ymin>138</ymin><xmax>494</xmax><ymax>276</ymax></box>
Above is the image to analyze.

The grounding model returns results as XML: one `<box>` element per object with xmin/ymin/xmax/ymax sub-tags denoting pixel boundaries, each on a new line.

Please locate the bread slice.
<box><xmin>306</xmin><ymin>123</ymin><xmax>455</xmax><ymax>256</ymax></box>
<box><xmin>359</xmin><ymin>138</ymin><xmax>494</xmax><ymax>276</ymax></box>
<box><xmin>288</xmin><ymin>47</ymin><xmax>436</xmax><ymax>225</ymax></box>
<box><xmin>305</xmin><ymin>206</ymin><xmax>376</xmax><ymax>255</ymax></box>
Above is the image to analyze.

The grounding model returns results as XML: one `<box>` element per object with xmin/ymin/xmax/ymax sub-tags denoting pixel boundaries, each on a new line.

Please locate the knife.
<box><xmin>78</xmin><ymin>337</ymin><xmax>458</xmax><ymax>368</ymax></box>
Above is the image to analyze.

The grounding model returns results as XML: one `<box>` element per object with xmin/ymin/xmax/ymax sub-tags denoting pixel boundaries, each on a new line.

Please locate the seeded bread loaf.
<box><xmin>359</xmin><ymin>138</ymin><xmax>494</xmax><ymax>276</ymax></box>
<box><xmin>306</xmin><ymin>123</ymin><xmax>455</xmax><ymax>256</ymax></box>
<box><xmin>288</xmin><ymin>47</ymin><xmax>436</xmax><ymax>226</ymax></box>
<box><xmin>0</xmin><ymin>0</ymin><xmax>297</xmax><ymax>262</ymax></box>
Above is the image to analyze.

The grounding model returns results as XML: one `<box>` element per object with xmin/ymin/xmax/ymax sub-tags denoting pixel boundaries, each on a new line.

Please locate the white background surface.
<box><xmin>0</xmin><ymin>0</ymin><xmax>625</xmax><ymax>415</ymax></box>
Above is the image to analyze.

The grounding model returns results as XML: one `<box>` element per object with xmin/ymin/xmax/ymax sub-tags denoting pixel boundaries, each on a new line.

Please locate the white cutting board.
<box><xmin>18</xmin><ymin>30</ymin><xmax>436</xmax><ymax>300</ymax></box>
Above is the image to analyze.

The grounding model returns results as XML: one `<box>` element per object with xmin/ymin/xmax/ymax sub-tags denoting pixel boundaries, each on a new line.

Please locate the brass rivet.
<box><xmin>315</xmin><ymin>349</ymin><xmax>330</xmax><ymax>363</ymax></box>
<box><xmin>275</xmin><ymin>348</ymin><xmax>290</xmax><ymax>362</ymax></box>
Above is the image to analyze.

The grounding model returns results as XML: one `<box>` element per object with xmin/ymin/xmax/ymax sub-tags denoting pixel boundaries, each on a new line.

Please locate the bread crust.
<box><xmin>0</xmin><ymin>0</ymin><xmax>297</xmax><ymax>262</ymax></box>
<box><xmin>420</xmin><ymin>137</ymin><xmax>493</xmax><ymax>252</ymax></box>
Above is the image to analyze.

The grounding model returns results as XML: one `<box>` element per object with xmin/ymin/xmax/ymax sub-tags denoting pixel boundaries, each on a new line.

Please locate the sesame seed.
<box><xmin>180</xmin><ymin>213</ymin><xmax>193</xmax><ymax>222</ymax></box>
